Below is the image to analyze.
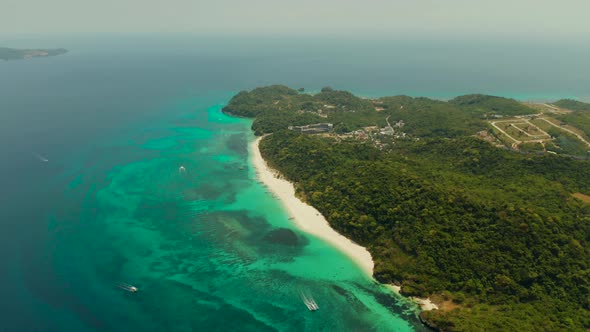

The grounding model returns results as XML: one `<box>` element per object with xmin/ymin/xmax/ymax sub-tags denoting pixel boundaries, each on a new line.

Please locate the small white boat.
<box><xmin>117</xmin><ymin>283</ymin><xmax>138</xmax><ymax>293</ymax></box>
<box><xmin>179</xmin><ymin>166</ymin><xmax>186</xmax><ymax>173</ymax></box>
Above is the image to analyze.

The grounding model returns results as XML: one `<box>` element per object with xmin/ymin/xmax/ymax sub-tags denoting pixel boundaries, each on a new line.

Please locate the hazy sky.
<box><xmin>2</xmin><ymin>0</ymin><xmax>589</xmax><ymax>39</ymax></box>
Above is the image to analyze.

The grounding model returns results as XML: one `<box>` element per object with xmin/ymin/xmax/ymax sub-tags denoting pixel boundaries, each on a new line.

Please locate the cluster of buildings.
<box><xmin>286</xmin><ymin>119</ymin><xmax>411</xmax><ymax>151</ymax></box>
<box><xmin>341</xmin><ymin>120</ymin><xmax>410</xmax><ymax>150</ymax></box>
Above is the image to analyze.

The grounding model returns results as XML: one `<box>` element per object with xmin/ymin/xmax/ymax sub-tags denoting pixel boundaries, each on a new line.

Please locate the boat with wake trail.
<box><xmin>300</xmin><ymin>291</ymin><xmax>319</xmax><ymax>311</ymax></box>
<box><xmin>117</xmin><ymin>283</ymin><xmax>138</xmax><ymax>293</ymax></box>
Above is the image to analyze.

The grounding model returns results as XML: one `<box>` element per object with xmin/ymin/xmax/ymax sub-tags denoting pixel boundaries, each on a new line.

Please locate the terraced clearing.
<box><xmin>490</xmin><ymin>111</ymin><xmax>590</xmax><ymax>155</ymax></box>
<box><xmin>490</xmin><ymin>118</ymin><xmax>550</xmax><ymax>143</ymax></box>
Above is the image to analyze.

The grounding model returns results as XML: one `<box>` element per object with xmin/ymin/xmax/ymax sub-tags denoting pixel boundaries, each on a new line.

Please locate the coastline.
<box><xmin>250</xmin><ymin>136</ymin><xmax>438</xmax><ymax>312</ymax></box>
<box><xmin>250</xmin><ymin>136</ymin><xmax>374</xmax><ymax>275</ymax></box>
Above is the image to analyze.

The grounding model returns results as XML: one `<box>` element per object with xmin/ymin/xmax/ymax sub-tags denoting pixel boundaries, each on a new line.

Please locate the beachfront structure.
<box><xmin>288</xmin><ymin>123</ymin><xmax>333</xmax><ymax>134</ymax></box>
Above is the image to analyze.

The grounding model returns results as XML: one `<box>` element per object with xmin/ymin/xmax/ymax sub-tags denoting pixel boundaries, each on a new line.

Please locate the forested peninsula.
<box><xmin>223</xmin><ymin>86</ymin><xmax>590</xmax><ymax>331</ymax></box>
<box><xmin>0</xmin><ymin>47</ymin><xmax>67</xmax><ymax>60</ymax></box>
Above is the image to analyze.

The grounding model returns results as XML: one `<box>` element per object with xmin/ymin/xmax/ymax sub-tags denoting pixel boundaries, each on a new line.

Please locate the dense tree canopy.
<box><xmin>260</xmin><ymin>132</ymin><xmax>590</xmax><ymax>331</ymax></box>
<box><xmin>377</xmin><ymin>96</ymin><xmax>486</xmax><ymax>137</ymax></box>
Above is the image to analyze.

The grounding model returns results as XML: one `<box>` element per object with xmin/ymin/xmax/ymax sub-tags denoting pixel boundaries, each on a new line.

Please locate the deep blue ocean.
<box><xmin>1</xmin><ymin>35</ymin><xmax>589</xmax><ymax>331</ymax></box>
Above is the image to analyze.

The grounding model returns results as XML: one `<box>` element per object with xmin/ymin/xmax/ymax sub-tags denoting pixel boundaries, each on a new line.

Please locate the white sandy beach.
<box><xmin>250</xmin><ymin>136</ymin><xmax>438</xmax><ymax>311</ymax></box>
<box><xmin>250</xmin><ymin>137</ymin><xmax>374</xmax><ymax>275</ymax></box>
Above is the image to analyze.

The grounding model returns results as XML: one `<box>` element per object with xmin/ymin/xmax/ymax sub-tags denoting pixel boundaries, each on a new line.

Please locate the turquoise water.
<box><xmin>2</xmin><ymin>36</ymin><xmax>589</xmax><ymax>331</ymax></box>
<box><xmin>53</xmin><ymin>103</ymin><xmax>420</xmax><ymax>331</ymax></box>
<box><xmin>0</xmin><ymin>53</ymin><xmax>422</xmax><ymax>330</ymax></box>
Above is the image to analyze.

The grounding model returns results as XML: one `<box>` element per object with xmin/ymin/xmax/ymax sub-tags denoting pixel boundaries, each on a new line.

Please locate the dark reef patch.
<box><xmin>263</xmin><ymin>228</ymin><xmax>301</xmax><ymax>246</ymax></box>
<box><xmin>227</xmin><ymin>133</ymin><xmax>248</xmax><ymax>156</ymax></box>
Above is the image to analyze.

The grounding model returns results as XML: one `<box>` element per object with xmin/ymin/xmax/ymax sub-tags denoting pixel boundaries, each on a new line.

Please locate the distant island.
<box><xmin>225</xmin><ymin>86</ymin><xmax>590</xmax><ymax>331</ymax></box>
<box><xmin>0</xmin><ymin>47</ymin><xmax>68</xmax><ymax>60</ymax></box>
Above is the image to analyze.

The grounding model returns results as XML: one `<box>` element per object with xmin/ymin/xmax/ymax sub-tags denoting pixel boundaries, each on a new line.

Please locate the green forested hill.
<box><xmin>223</xmin><ymin>85</ymin><xmax>387</xmax><ymax>134</ymax></box>
<box><xmin>223</xmin><ymin>86</ymin><xmax>539</xmax><ymax>138</ymax></box>
<box><xmin>260</xmin><ymin>131</ymin><xmax>590</xmax><ymax>331</ymax></box>
<box><xmin>226</xmin><ymin>86</ymin><xmax>590</xmax><ymax>330</ymax></box>
<box><xmin>376</xmin><ymin>96</ymin><xmax>485</xmax><ymax>137</ymax></box>
<box><xmin>553</xmin><ymin>99</ymin><xmax>590</xmax><ymax>112</ymax></box>
<box><xmin>449</xmin><ymin>94</ymin><xmax>536</xmax><ymax>116</ymax></box>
